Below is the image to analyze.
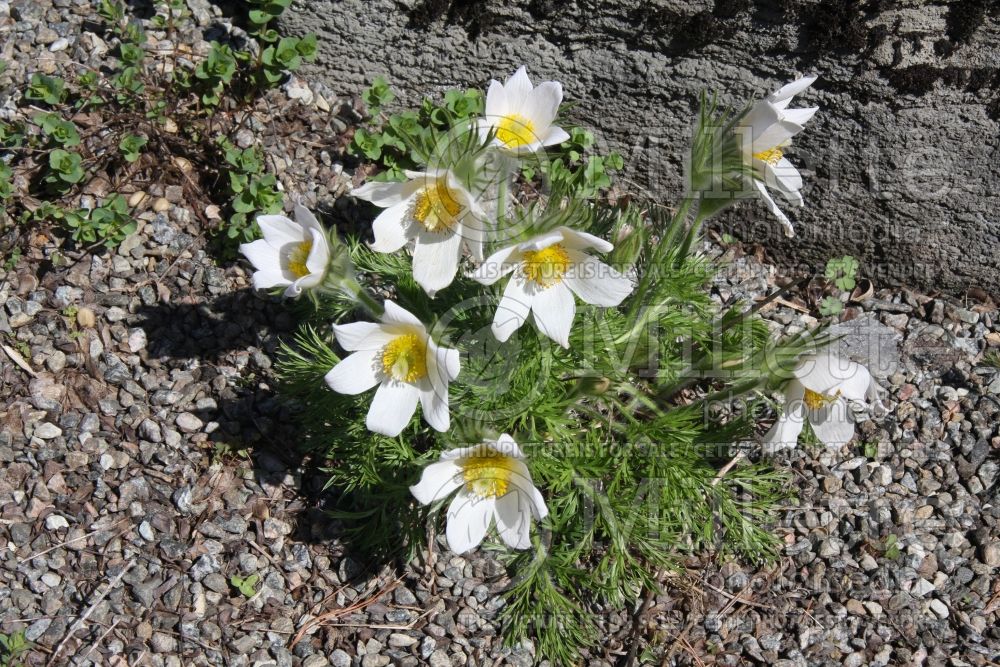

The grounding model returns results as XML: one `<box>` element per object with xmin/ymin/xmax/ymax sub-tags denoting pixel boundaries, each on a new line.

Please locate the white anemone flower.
<box><xmin>239</xmin><ymin>204</ymin><xmax>331</xmax><ymax>297</ymax></box>
<box><xmin>741</xmin><ymin>75</ymin><xmax>819</xmax><ymax>237</ymax></box>
<box><xmin>479</xmin><ymin>66</ymin><xmax>570</xmax><ymax>153</ymax></box>
<box><xmin>324</xmin><ymin>300</ymin><xmax>460</xmax><ymax>437</ymax></box>
<box><xmin>409</xmin><ymin>434</ymin><xmax>548</xmax><ymax>553</ymax></box>
<box><xmin>470</xmin><ymin>227</ymin><xmax>634</xmax><ymax>348</ymax></box>
<box><xmin>764</xmin><ymin>350</ymin><xmax>882</xmax><ymax>451</ymax></box>
<box><xmin>351</xmin><ymin>169</ymin><xmax>488</xmax><ymax>297</ymax></box>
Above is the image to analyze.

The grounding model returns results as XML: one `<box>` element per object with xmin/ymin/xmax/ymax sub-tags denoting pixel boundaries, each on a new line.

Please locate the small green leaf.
<box><xmin>296</xmin><ymin>33</ymin><xmax>318</xmax><ymax>60</ymax></box>
<box><xmin>119</xmin><ymin>43</ymin><xmax>144</xmax><ymax>65</ymax></box>
<box><xmin>26</xmin><ymin>74</ymin><xmax>66</xmax><ymax>105</ymax></box>
<box><xmin>248</xmin><ymin>9</ymin><xmax>271</xmax><ymax>24</ymax></box>
<box><xmin>230</xmin><ymin>573</ymin><xmax>260</xmax><ymax>598</ymax></box>
<box><xmin>119</xmin><ymin>134</ymin><xmax>148</xmax><ymax>162</ymax></box>
<box><xmin>818</xmin><ymin>296</ymin><xmax>844</xmax><ymax>316</ymax></box>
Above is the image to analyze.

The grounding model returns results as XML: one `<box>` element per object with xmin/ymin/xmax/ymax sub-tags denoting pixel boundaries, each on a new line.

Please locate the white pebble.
<box><xmin>45</xmin><ymin>515</ymin><xmax>69</xmax><ymax>530</ymax></box>
<box><xmin>34</xmin><ymin>423</ymin><xmax>63</xmax><ymax>439</ymax></box>
<box><xmin>176</xmin><ymin>412</ymin><xmax>203</xmax><ymax>433</ymax></box>
<box><xmin>929</xmin><ymin>599</ymin><xmax>949</xmax><ymax>618</ymax></box>
<box><xmin>50</xmin><ymin>38</ymin><xmax>70</xmax><ymax>52</ymax></box>
<box><xmin>100</xmin><ymin>453</ymin><xmax>115</xmax><ymax>470</ymax></box>
<box><xmin>911</xmin><ymin>578</ymin><xmax>935</xmax><ymax>597</ymax></box>
<box><xmin>139</xmin><ymin>521</ymin><xmax>155</xmax><ymax>541</ymax></box>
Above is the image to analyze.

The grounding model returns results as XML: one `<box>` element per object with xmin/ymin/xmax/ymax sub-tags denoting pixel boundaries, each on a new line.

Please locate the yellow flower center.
<box><xmin>753</xmin><ymin>146</ymin><xmax>784</xmax><ymax>166</ymax></box>
<box><xmin>803</xmin><ymin>388</ymin><xmax>841</xmax><ymax>410</ymax></box>
<box><xmin>496</xmin><ymin>114</ymin><xmax>536</xmax><ymax>148</ymax></box>
<box><xmin>286</xmin><ymin>240</ymin><xmax>313</xmax><ymax>278</ymax></box>
<box><xmin>413</xmin><ymin>181</ymin><xmax>463</xmax><ymax>233</ymax></box>
<box><xmin>522</xmin><ymin>243</ymin><xmax>571</xmax><ymax>288</ymax></box>
<box><xmin>460</xmin><ymin>453</ymin><xmax>519</xmax><ymax>499</ymax></box>
<box><xmin>381</xmin><ymin>333</ymin><xmax>428</xmax><ymax>383</ymax></box>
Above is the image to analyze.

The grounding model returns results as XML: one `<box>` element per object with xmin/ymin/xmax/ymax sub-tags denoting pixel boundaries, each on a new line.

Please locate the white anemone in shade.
<box><xmin>409</xmin><ymin>434</ymin><xmax>548</xmax><ymax>553</ymax></box>
<box><xmin>741</xmin><ymin>75</ymin><xmax>819</xmax><ymax>237</ymax></box>
<box><xmin>764</xmin><ymin>349</ymin><xmax>883</xmax><ymax>451</ymax></box>
<box><xmin>351</xmin><ymin>169</ymin><xmax>488</xmax><ymax>296</ymax></box>
<box><xmin>324</xmin><ymin>300</ymin><xmax>460</xmax><ymax>437</ymax></box>
<box><xmin>469</xmin><ymin>227</ymin><xmax>634</xmax><ymax>348</ymax></box>
<box><xmin>239</xmin><ymin>204</ymin><xmax>331</xmax><ymax>297</ymax></box>
<box><xmin>479</xmin><ymin>65</ymin><xmax>571</xmax><ymax>153</ymax></box>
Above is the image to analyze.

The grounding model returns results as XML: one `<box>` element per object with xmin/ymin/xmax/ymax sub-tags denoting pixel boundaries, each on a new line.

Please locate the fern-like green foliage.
<box><xmin>272</xmin><ymin>83</ymin><xmax>828</xmax><ymax>664</ymax></box>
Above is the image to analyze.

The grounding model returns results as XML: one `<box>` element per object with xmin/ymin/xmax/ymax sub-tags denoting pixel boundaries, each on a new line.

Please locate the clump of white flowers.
<box><xmin>248</xmin><ymin>67</ymin><xmax>881</xmax><ymax>664</ymax></box>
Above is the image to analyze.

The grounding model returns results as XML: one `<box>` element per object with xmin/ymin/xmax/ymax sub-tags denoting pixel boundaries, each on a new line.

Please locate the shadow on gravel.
<box><xmin>134</xmin><ymin>288</ymin><xmax>407</xmax><ymax>567</ymax></box>
<box><xmin>135</xmin><ymin>289</ymin><xmax>296</xmax><ymax>361</ymax></box>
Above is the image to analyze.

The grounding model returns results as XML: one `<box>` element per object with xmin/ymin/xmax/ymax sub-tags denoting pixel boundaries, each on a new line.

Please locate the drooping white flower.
<box><xmin>741</xmin><ymin>75</ymin><xmax>819</xmax><ymax>237</ymax></box>
<box><xmin>470</xmin><ymin>227</ymin><xmax>633</xmax><ymax>348</ymax></box>
<box><xmin>764</xmin><ymin>350</ymin><xmax>882</xmax><ymax>451</ymax></box>
<box><xmin>479</xmin><ymin>66</ymin><xmax>570</xmax><ymax>153</ymax></box>
<box><xmin>351</xmin><ymin>169</ymin><xmax>488</xmax><ymax>296</ymax></box>
<box><xmin>409</xmin><ymin>434</ymin><xmax>548</xmax><ymax>553</ymax></box>
<box><xmin>240</xmin><ymin>204</ymin><xmax>331</xmax><ymax>297</ymax></box>
<box><xmin>324</xmin><ymin>300</ymin><xmax>460</xmax><ymax>437</ymax></box>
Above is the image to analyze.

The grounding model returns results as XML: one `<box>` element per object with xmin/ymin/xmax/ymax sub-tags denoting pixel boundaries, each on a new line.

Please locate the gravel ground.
<box><xmin>1</xmin><ymin>1</ymin><xmax>999</xmax><ymax>666</ymax></box>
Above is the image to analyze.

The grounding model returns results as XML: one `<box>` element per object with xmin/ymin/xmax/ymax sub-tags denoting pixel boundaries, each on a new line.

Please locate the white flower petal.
<box><xmin>366</xmin><ymin>381</ymin><xmax>420</xmax><ymax>437</ymax></box>
<box><xmin>492</xmin><ymin>277</ymin><xmax>533</xmax><ymax>342</ymax></box>
<box><xmin>753</xmin><ymin>119</ymin><xmax>804</xmax><ymax>156</ymax></box>
<box><xmin>763</xmin><ymin>381</ymin><xmax>806</xmax><ymax>451</ymax></box>
<box><xmin>381</xmin><ymin>300</ymin><xmax>425</xmax><ymax>329</ymax></box>
<box><xmin>753</xmin><ymin>180</ymin><xmax>795</xmax><ymax>237</ymax></box>
<box><xmin>768</xmin><ymin>74</ymin><xmax>818</xmax><ymax>108</ymax></box>
<box><xmin>410</xmin><ymin>460</ymin><xmax>462</xmax><ymax>505</ymax></box>
<box><xmin>241</xmin><ymin>238</ymin><xmax>282</xmax><ymax>275</ymax></box>
<box><xmin>293</xmin><ymin>204</ymin><xmax>323</xmax><ymax>232</ymax></box>
<box><xmin>371</xmin><ymin>202</ymin><xmax>414</xmax><ymax>253</ymax></box>
<box><xmin>412</xmin><ymin>230</ymin><xmax>463</xmax><ymax>296</ymax></box>
<box><xmin>428</xmin><ymin>340</ymin><xmax>461</xmax><ymax>382</ymax></box>
<box><xmin>563</xmin><ymin>252</ymin><xmax>633</xmax><ymax>307</ymax></box>
<box><xmin>795</xmin><ymin>351</ymin><xmax>870</xmax><ymax>399</ymax></box>
<box><xmin>531</xmin><ymin>283</ymin><xmax>575</xmax><ymax>348</ymax></box>
<box><xmin>305</xmin><ymin>227</ymin><xmax>331</xmax><ymax>276</ymax></box>
<box><xmin>494</xmin><ymin>433</ymin><xmax>524</xmax><ymax>459</ymax></box>
<box><xmin>286</xmin><ymin>272</ymin><xmax>322</xmax><ymax>297</ymax></box>
<box><xmin>352</xmin><ymin>179</ymin><xmax>422</xmax><ymax>208</ymax></box>
<box><xmin>557</xmin><ymin>227</ymin><xmax>614</xmax><ymax>253</ymax></box>
<box><xmin>503</xmin><ymin>65</ymin><xmax>533</xmax><ymax>110</ymax></box>
<box><xmin>519</xmin><ymin>230</ymin><xmax>566</xmax><ymax>252</ymax></box>
<box><xmin>507</xmin><ymin>459</ymin><xmax>547</xmax><ymax>520</ymax></box>
<box><xmin>809</xmin><ymin>400</ymin><xmax>856</xmax><ymax>448</ymax></box>
<box><xmin>333</xmin><ymin>321</ymin><xmax>395</xmax><ymax>351</ymax></box>
<box><xmin>471</xmin><ymin>244</ymin><xmax>523</xmax><ymax>285</ymax></box>
<box><xmin>764</xmin><ymin>159</ymin><xmax>804</xmax><ymax>206</ymax></box>
<box><xmin>522</xmin><ymin>80</ymin><xmax>562</xmax><ymax>135</ymax></box>
<box><xmin>446</xmin><ymin>493</ymin><xmax>494</xmax><ymax>554</ymax></box>
<box><xmin>418</xmin><ymin>380</ymin><xmax>450</xmax><ymax>432</ymax></box>
<box><xmin>742</xmin><ymin>101</ymin><xmax>780</xmax><ymax>148</ymax></box>
<box><xmin>782</xmin><ymin>106</ymin><xmax>818</xmax><ymax>126</ymax></box>
<box><xmin>484</xmin><ymin>79</ymin><xmax>508</xmax><ymax>118</ymax></box>
<box><xmin>494</xmin><ymin>491</ymin><xmax>532</xmax><ymax>550</ymax></box>
<box><xmin>258</xmin><ymin>214</ymin><xmax>305</xmax><ymax>247</ymax></box>
<box><xmin>324</xmin><ymin>350</ymin><xmax>380</xmax><ymax>395</ymax></box>
<box><xmin>252</xmin><ymin>271</ymin><xmax>291</xmax><ymax>290</ymax></box>
<box><xmin>543</xmin><ymin>125</ymin><xmax>570</xmax><ymax>147</ymax></box>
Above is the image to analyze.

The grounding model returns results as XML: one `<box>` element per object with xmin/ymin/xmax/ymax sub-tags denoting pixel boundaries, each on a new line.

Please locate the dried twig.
<box><xmin>25</xmin><ymin>517</ymin><xmax>129</xmax><ymax>561</ymax></box>
<box><xmin>48</xmin><ymin>559</ymin><xmax>135</xmax><ymax>666</ymax></box>
<box><xmin>2</xmin><ymin>343</ymin><xmax>38</xmax><ymax>377</ymax></box>
<box><xmin>710</xmin><ymin>451</ymin><xmax>746</xmax><ymax>487</ymax></box>
<box><xmin>291</xmin><ymin>577</ymin><xmax>402</xmax><ymax>648</ymax></box>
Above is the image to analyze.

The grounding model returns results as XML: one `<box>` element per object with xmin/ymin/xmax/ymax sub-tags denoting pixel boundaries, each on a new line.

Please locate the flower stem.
<box><xmin>341</xmin><ymin>276</ymin><xmax>383</xmax><ymax>318</ymax></box>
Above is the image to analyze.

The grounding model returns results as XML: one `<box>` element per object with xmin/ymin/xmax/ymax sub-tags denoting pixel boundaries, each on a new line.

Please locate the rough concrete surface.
<box><xmin>280</xmin><ymin>0</ymin><xmax>1000</xmax><ymax>298</ymax></box>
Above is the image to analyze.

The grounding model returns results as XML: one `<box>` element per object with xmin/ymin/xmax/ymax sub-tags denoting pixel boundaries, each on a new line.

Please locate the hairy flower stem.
<box><xmin>625</xmin><ymin>194</ymin><xmax>698</xmax><ymax>324</ymax></box>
